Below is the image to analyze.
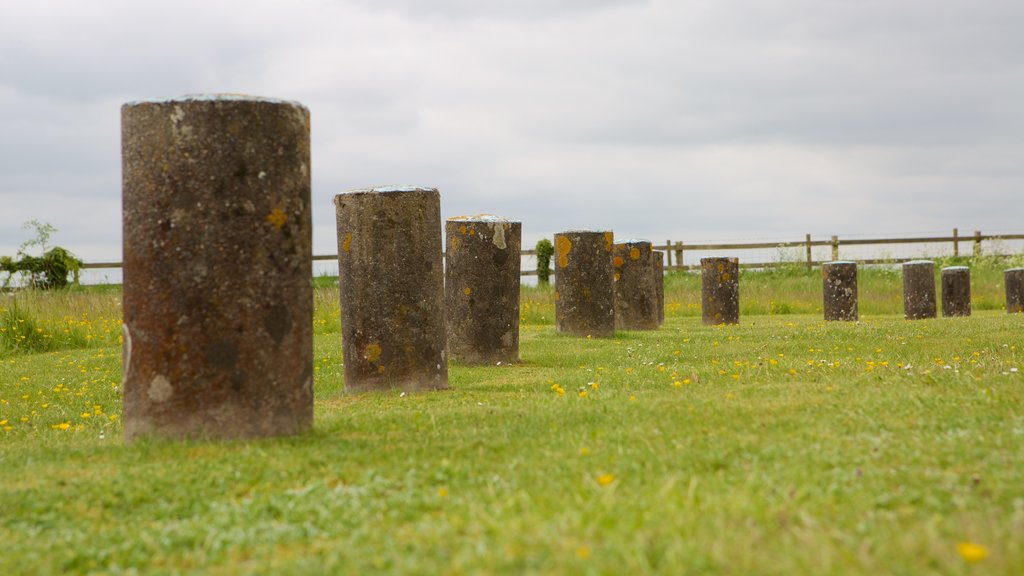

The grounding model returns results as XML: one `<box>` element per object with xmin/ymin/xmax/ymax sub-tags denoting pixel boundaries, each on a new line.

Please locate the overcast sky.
<box><xmin>2</xmin><ymin>0</ymin><xmax>1022</xmax><ymax>263</ymax></box>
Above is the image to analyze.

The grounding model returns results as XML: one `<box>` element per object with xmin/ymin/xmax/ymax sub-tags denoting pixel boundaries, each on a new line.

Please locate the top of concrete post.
<box><xmin>943</xmin><ymin>266</ymin><xmax>970</xmax><ymax>271</ymax></box>
<box><xmin>124</xmin><ymin>93</ymin><xmax>308</xmax><ymax>110</ymax></box>
<box><xmin>449</xmin><ymin>214</ymin><xmax>515</xmax><ymax>223</ymax></box>
<box><xmin>341</xmin><ymin>186</ymin><xmax>438</xmax><ymax>196</ymax></box>
<box><xmin>903</xmin><ymin>260</ymin><xmax>934</xmax><ymax>266</ymax></box>
<box><xmin>1007</xmin><ymin>268</ymin><xmax>1024</xmax><ymax>272</ymax></box>
<box><xmin>825</xmin><ymin>260</ymin><xmax>856</xmax><ymax>265</ymax></box>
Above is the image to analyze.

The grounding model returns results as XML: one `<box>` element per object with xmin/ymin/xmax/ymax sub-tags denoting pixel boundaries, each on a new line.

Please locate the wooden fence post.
<box><xmin>675</xmin><ymin>241</ymin><xmax>683</xmax><ymax>269</ymax></box>
<box><xmin>805</xmin><ymin>234</ymin><xmax>812</xmax><ymax>269</ymax></box>
<box><xmin>831</xmin><ymin>235</ymin><xmax>839</xmax><ymax>261</ymax></box>
<box><xmin>665</xmin><ymin>239</ymin><xmax>672</xmax><ymax>267</ymax></box>
<box><xmin>953</xmin><ymin>227</ymin><xmax>959</xmax><ymax>257</ymax></box>
<box><xmin>974</xmin><ymin>230</ymin><xmax>982</xmax><ymax>257</ymax></box>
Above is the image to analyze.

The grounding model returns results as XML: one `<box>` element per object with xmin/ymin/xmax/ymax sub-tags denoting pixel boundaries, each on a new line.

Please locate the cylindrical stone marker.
<box><xmin>613</xmin><ymin>240</ymin><xmax>659</xmax><ymax>330</ymax></box>
<box><xmin>701</xmin><ymin>257</ymin><xmax>740</xmax><ymax>325</ymax></box>
<box><xmin>903</xmin><ymin>260</ymin><xmax>937</xmax><ymax>320</ymax></box>
<box><xmin>554</xmin><ymin>230</ymin><xmax>616</xmax><ymax>337</ymax></box>
<box><xmin>121</xmin><ymin>95</ymin><xmax>313</xmax><ymax>441</ymax></box>
<box><xmin>335</xmin><ymin>187</ymin><xmax>448</xmax><ymax>392</ymax></box>
<box><xmin>941</xmin><ymin>266</ymin><xmax>971</xmax><ymax>317</ymax></box>
<box><xmin>822</xmin><ymin>261</ymin><xmax>858</xmax><ymax>321</ymax></box>
<box><xmin>653</xmin><ymin>250</ymin><xmax>665</xmax><ymax>325</ymax></box>
<box><xmin>445</xmin><ymin>215</ymin><xmax>521</xmax><ymax>364</ymax></box>
<box><xmin>1006</xmin><ymin>268</ymin><xmax>1024</xmax><ymax>314</ymax></box>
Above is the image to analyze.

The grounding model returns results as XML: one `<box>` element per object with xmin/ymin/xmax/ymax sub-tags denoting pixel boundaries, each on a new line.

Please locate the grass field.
<box><xmin>1</xmin><ymin>265</ymin><xmax>1023</xmax><ymax>574</ymax></box>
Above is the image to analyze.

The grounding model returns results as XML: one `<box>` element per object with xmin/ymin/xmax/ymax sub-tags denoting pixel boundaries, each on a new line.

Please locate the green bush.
<box><xmin>535</xmin><ymin>238</ymin><xmax>554</xmax><ymax>285</ymax></box>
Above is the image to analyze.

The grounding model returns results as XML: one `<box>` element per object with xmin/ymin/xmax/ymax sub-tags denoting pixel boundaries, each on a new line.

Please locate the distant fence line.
<box><xmin>81</xmin><ymin>228</ymin><xmax>1024</xmax><ymax>277</ymax></box>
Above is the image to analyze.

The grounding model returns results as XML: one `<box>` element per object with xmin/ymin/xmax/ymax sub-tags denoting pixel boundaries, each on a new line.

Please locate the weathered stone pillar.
<box><xmin>121</xmin><ymin>95</ymin><xmax>313</xmax><ymax>440</ymax></box>
<box><xmin>334</xmin><ymin>187</ymin><xmax>448</xmax><ymax>392</ymax></box>
<box><xmin>701</xmin><ymin>257</ymin><xmax>739</xmax><ymax>325</ymax></box>
<box><xmin>445</xmin><ymin>215</ymin><xmax>521</xmax><ymax>364</ymax></box>
<box><xmin>653</xmin><ymin>250</ymin><xmax>666</xmax><ymax>325</ymax></box>
<box><xmin>903</xmin><ymin>260</ymin><xmax>937</xmax><ymax>320</ymax></box>
<box><xmin>941</xmin><ymin>266</ymin><xmax>971</xmax><ymax>317</ymax></box>
<box><xmin>1006</xmin><ymin>268</ymin><xmax>1024</xmax><ymax>314</ymax></box>
<box><xmin>554</xmin><ymin>230</ymin><xmax>615</xmax><ymax>337</ymax></box>
<box><xmin>613</xmin><ymin>240</ymin><xmax>659</xmax><ymax>330</ymax></box>
<box><xmin>822</xmin><ymin>261</ymin><xmax>858</xmax><ymax>321</ymax></box>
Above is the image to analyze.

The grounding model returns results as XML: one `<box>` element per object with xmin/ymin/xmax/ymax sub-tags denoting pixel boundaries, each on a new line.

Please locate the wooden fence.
<box><xmin>82</xmin><ymin>228</ymin><xmax>1024</xmax><ymax>277</ymax></box>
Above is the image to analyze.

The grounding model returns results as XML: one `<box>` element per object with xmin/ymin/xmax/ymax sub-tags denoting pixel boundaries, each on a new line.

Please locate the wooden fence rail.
<box><xmin>82</xmin><ymin>228</ymin><xmax>1024</xmax><ymax>276</ymax></box>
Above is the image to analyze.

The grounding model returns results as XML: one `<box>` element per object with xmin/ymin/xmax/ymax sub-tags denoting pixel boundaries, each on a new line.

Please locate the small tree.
<box><xmin>536</xmin><ymin>238</ymin><xmax>554</xmax><ymax>286</ymax></box>
<box><xmin>1</xmin><ymin>221</ymin><xmax>82</xmax><ymax>290</ymax></box>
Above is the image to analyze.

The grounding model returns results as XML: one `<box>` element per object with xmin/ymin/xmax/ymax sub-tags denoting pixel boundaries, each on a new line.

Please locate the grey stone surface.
<box><xmin>903</xmin><ymin>260</ymin><xmax>937</xmax><ymax>320</ymax></box>
<box><xmin>554</xmin><ymin>230</ymin><xmax>616</xmax><ymax>338</ymax></box>
<box><xmin>701</xmin><ymin>257</ymin><xmax>739</xmax><ymax>325</ymax></box>
<box><xmin>613</xmin><ymin>240</ymin><xmax>658</xmax><ymax>330</ymax></box>
<box><xmin>334</xmin><ymin>187</ymin><xmax>448</xmax><ymax>392</ymax></box>
<box><xmin>445</xmin><ymin>216</ymin><xmax>521</xmax><ymax>364</ymax></box>
<box><xmin>823</xmin><ymin>261</ymin><xmax>858</xmax><ymax>321</ymax></box>
<box><xmin>941</xmin><ymin>266</ymin><xmax>971</xmax><ymax>317</ymax></box>
<box><xmin>121</xmin><ymin>95</ymin><xmax>313</xmax><ymax>440</ymax></box>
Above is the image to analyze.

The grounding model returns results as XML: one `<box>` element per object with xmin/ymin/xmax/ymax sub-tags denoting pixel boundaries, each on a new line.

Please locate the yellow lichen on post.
<box><xmin>342</xmin><ymin>233</ymin><xmax>352</xmax><ymax>253</ymax></box>
<box><xmin>613</xmin><ymin>256</ymin><xmax>624</xmax><ymax>268</ymax></box>
<box><xmin>604</xmin><ymin>232</ymin><xmax>613</xmax><ymax>252</ymax></box>
<box><xmin>364</xmin><ymin>343</ymin><xmax>382</xmax><ymax>363</ymax></box>
<box><xmin>556</xmin><ymin>236</ymin><xmax>573</xmax><ymax>268</ymax></box>
<box><xmin>266</xmin><ymin>208</ymin><xmax>288</xmax><ymax>231</ymax></box>
<box><xmin>630</xmin><ymin>247</ymin><xmax>641</xmax><ymax>260</ymax></box>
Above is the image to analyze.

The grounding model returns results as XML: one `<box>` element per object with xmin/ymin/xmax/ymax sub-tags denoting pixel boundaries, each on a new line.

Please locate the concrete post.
<box><xmin>903</xmin><ymin>260</ymin><xmax>937</xmax><ymax>320</ymax></box>
<box><xmin>653</xmin><ymin>250</ymin><xmax>666</xmax><ymax>325</ymax></box>
<box><xmin>701</xmin><ymin>257</ymin><xmax>739</xmax><ymax>325</ymax></box>
<box><xmin>822</xmin><ymin>261</ymin><xmax>858</xmax><ymax>321</ymax></box>
<box><xmin>613</xmin><ymin>240</ymin><xmax>658</xmax><ymax>330</ymax></box>
<box><xmin>941</xmin><ymin>266</ymin><xmax>971</xmax><ymax>317</ymax></box>
<box><xmin>445</xmin><ymin>215</ymin><xmax>521</xmax><ymax>364</ymax></box>
<box><xmin>121</xmin><ymin>94</ymin><xmax>313</xmax><ymax>440</ymax></box>
<box><xmin>1004</xmin><ymin>268</ymin><xmax>1024</xmax><ymax>313</ymax></box>
<box><xmin>554</xmin><ymin>230</ymin><xmax>615</xmax><ymax>337</ymax></box>
<box><xmin>334</xmin><ymin>187</ymin><xmax>448</xmax><ymax>392</ymax></box>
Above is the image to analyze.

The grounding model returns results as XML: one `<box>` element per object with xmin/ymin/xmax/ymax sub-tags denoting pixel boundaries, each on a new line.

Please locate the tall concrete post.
<box><xmin>653</xmin><ymin>250</ymin><xmax>665</xmax><ymax>325</ymax></box>
<box><xmin>554</xmin><ymin>230</ymin><xmax>615</xmax><ymax>337</ymax></box>
<box><xmin>334</xmin><ymin>187</ymin><xmax>448</xmax><ymax>392</ymax></box>
<box><xmin>445</xmin><ymin>215</ymin><xmax>521</xmax><ymax>364</ymax></box>
<box><xmin>903</xmin><ymin>260</ymin><xmax>937</xmax><ymax>320</ymax></box>
<box><xmin>941</xmin><ymin>266</ymin><xmax>971</xmax><ymax>317</ymax></box>
<box><xmin>701</xmin><ymin>257</ymin><xmax>739</xmax><ymax>325</ymax></box>
<box><xmin>121</xmin><ymin>95</ymin><xmax>313</xmax><ymax>440</ymax></box>
<box><xmin>1005</xmin><ymin>268</ymin><xmax>1024</xmax><ymax>314</ymax></box>
<box><xmin>613</xmin><ymin>240</ymin><xmax>659</xmax><ymax>330</ymax></box>
<box><xmin>822</xmin><ymin>261</ymin><xmax>858</xmax><ymax>321</ymax></box>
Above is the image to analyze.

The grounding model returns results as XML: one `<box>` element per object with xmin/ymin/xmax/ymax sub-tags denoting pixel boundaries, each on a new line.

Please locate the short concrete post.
<box><xmin>941</xmin><ymin>266</ymin><xmax>971</xmax><ymax>317</ymax></box>
<box><xmin>653</xmin><ymin>250</ymin><xmax>666</xmax><ymax>325</ymax></box>
<box><xmin>701</xmin><ymin>257</ymin><xmax>739</xmax><ymax>325</ymax></box>
<box><xmin>334</xmin><ymin>187</ymin><xmax>448</xmax><ymax>392</ymax></box>
<box><xmin>1004</xmin><ymin>268</ymin><xmax>1024</xmax><ymax>313</ymax></box>
<box><xmin>554</xmin><ymin>230</ymin><xmax>616</xmax><ymax>337</ymax></box>
<box><xmin>445</xmin><ymin>215</ymin><xmax>521</xmax><ymax>364</ymax></box>
<box><xmin>121</xmin><ymin>95</ymin><xmax>313</xmax><ymax>440</ymax></box>
<box><xmin>613</xmin><ymin>240</ymin><xmax>658</xmax><ymax>330</ymax></box>
<box><xmin>822</xmin><ymin>261</ymin><xmax>858</xmax><ymax>321</ymax></box>
<box><xmin>903</xmin><ymin>260</ymin><xmax>937</xmax><ymax>320</ymax></box>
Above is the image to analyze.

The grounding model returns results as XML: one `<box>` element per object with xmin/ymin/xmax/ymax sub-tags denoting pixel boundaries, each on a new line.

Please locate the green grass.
<box><xmin>1</xmin><ymin>277</ymin><xmax>1023</xmax><ymax>574</ymax></box>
